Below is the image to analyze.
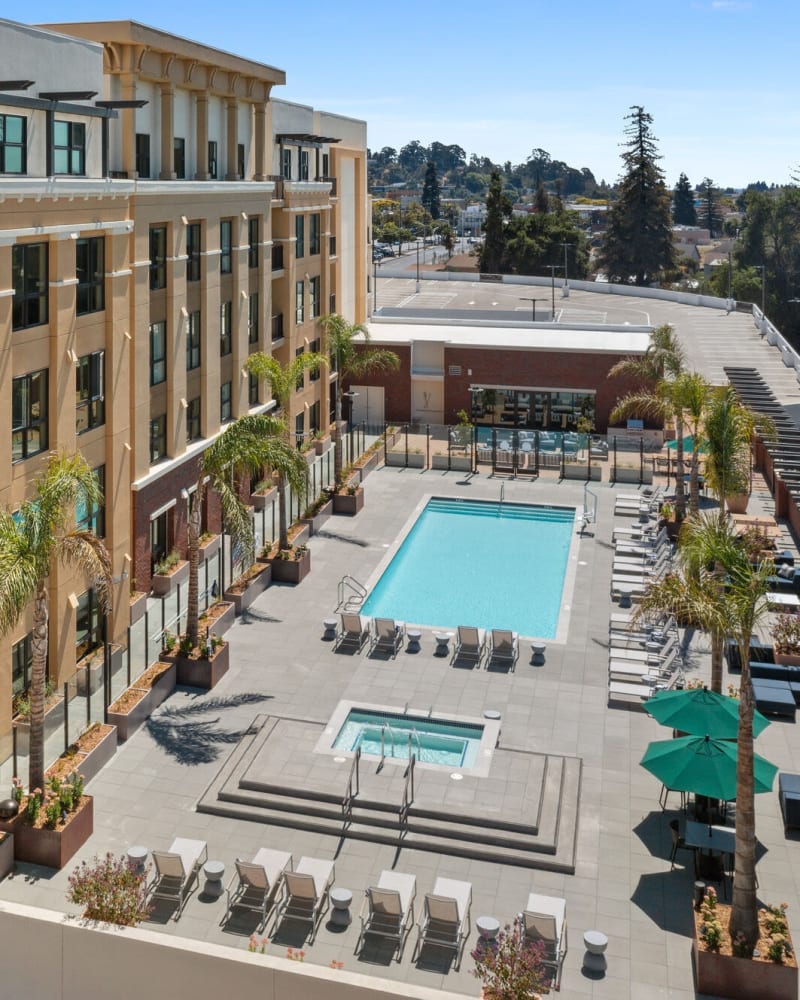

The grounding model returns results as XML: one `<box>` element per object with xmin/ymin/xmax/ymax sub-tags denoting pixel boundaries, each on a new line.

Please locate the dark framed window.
<box><xmin>76</xmin><ymin>237</ymin><xmax>105</xmax><ymax>314</ymax></box>
<box><xmin>300</xmin><ymin>149</ymin><xmax>309</xmax><ymax>181</ymax></box>
<box><xmin>309</xmin><ymin>275</ymin><xmax>320</xmax><ymax>319</ymax></box>
<box><xmin>295</xmin><ymin>346</ymin><xmax>305</xmax><ymax>390</ymax></box>
<box><xmin>248</xmin><ymin>217</ymin><xmax>259</xmax><ymax>268</ymax></box>
<box><xmin>173</xmin><ymin>137</ymin><xmax>185</xmax><ymax>179</ymax></box>
<box><xmin>12</xmin><ymin>242</ymin><xmax>48</xmax><ymax>330</ymax></box>
<box><xmin>248</xmin><ymin>371</ymin><xmax>259</xmax><ymax>406</ymax></box>
<box><xmin>309</xmin><ymin>400</ymin><xmax>320</xmax><ymax>433</ymax></box>
<box><xmin>309</xmin><ymin>213</ymin><xmax>321</xmax><ymax>255</ymax></box>
<box><xmin>11</xmin><ymin>633</ymin><xmax>34</xmax><ymax>703</ymax></box>
<box><xmin>295</xmin><ymin>411</ymin><xmax>304</xmax><ymax>447</ymax></box>
<box><xmin>76</xmin><ymin>587</ymin><xmax>105</xmax><ymax>660</ymax></box>
<box><xmin>322</xmin><ymin>152</ymin><xmax>329</xmax><ymax>177</ymax></box>
<box><xmin>0</xmin><ymin>114</ymin><xmax>26</xmax><ymax>174</ymax></box>
<box><xmin>76</xmin><ymin>465</ymin><xmax>105</xmax><ymax>537</ymax></box>
<box><xmin>295</xmin><ymin>214</ymin><xmax>305</xmax><ymax>259</ymax></box>
<box><xmin>309</xmin><ymin>339</ymin><xmax>321</xmax><ymax>381</ymax></box>
<box><xmin>248</xmin><ymin>293</ymin><xmax>259</xmax><ymax>344</ymax></box>
<box><xmin>281</xmin><ymin>147</ymin><xmax>291</xmax><ymax>179</ymax></box>
<box><xmin>220</xmin><ymin>381</ymin><xmax>232</xmax><ymax>422</ymax></box>
<box><xmin>149</xmin><ymin>226</ymin><xmax>167</xmax><ymax>290</ymax></box>
<box><xmin>186</xmin><ymin>396</ymin><xmax>201</xmax><ymax>442</ymax></box>
<box><xmin>208</xmin><ymin>140</ymin><xmax>218</xmax><ymax>179</ymax></box>
<box><xmin>237</xmin><ymin>143</ymin><xmax>245</xmax><ymax>179</ymax></box>
<box><xmin>220</xmin><ymin>220</ymin><xmax>232</xmax><ymax>274</ymax></box>
<box><xmin>220</xmin><ymin>301</ymin><xmax>232</xmax><ymax>356</ymax></box>
<box><xmin>150</xmin><ymin>509</ymin><xmax>169</xmax><ymax>569</ymax></box>
<box><xmin>186</xmin><ymin>223</ymin><xmax>201</xmax><ymax>282</ymax></box>
<box><xmin>135</xmin><ymin>133</ymin><xmax>150</xmax><ymax>178</ymax></box>
<box><xmin>295</xmin><ymin>280</ymin><xmax>304</xmax><ymax>323</ymax></box>
<box><xmin>329</xmin><ymin>292</ymin><xmax>336</xmax><ymax>314</ymax></box>
<box><xmin>186</xmin><ymin>311</ymin><xmax>201</xmax><ymax>370</ymax></box>
<box><xmin>271</xmin><ymin>313</ymin><xmax>284</xmax><ymax>342</ymax></box>
<box><xmin>271</xmin><ymin>244</ymin><xmax>284</xmax><ymax>271</ymax></box>
<box><xmin>150</xmin><ymin>321</ymin><xmax>166</xmax><ymax>385</ymax></box>
<box><xmin>12</xmin><ymin>369</ymin><xmax>48</xmax><ymax>463</ymax></box>
<box><xmin>76</xmin><ymin>351</ymin><xmax>105</xmax><ymax>434</ymax></box>
<box><xmin>53</xmin><ymin>120</ymin><xmax>85</xmax><ymax>175</ymax></box>
<box><xmin>150</xmin><ymin>413</ymin><xmax>167</xmax><ymax>463</ymax></box>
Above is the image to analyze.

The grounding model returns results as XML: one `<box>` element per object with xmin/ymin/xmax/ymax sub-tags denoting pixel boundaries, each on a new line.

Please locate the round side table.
<box><xmin>406</xmin><ymin>630</ymin><xmax>422</xmax><ymax>653</ymax></box>
<box><xmin>433</xmin><ymin>632</ymin><xmax>454</xmax><ymax>656</ymax></box>
<box><xmin>531</xmin><ymin>642</ymin><xmax>546</xmax><ymax>665</ymax></box>
<box><xmin>476</xmin><ymin>915</ymin><xmax>500</xmax><ymax>941</ymax></box>
<box><xmin>127</xmin><ymin>845</ymin><xmax>148</xmax><ymax>873</ymax></box>
<box><xmin>583</xmin><ymin>929</ymin><xmax>608</xmax><ymax>973</ymax></box>
<box><xmin>330</xmin><ymin>887</ymin><xmax>353</xmax><ymax>927</ymax></box>
<box><xmin>323</xmin><ymin>617</ymin><xmax>338</xmax><ymax>641</ymax></box>
<box><xmin>203</xmin><ymin>860</ymin><xmax>225</xmax><ymax>898</ymax></box>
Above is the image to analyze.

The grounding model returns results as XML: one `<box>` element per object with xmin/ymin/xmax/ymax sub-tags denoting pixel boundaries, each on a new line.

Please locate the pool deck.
<box><xmin>2</xmin><ymin>466</ymin><xmax>799</xmax><ymax>998</ymax></box>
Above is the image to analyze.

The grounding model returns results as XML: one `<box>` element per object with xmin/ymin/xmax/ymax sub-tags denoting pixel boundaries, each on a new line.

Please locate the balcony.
<box><xmin>271</xmin><ymin>245</ymin><xmax>284</xmax><ymax>272</ymax></box>
<box><xmin>271</xmin><ymin>314</ymin><xmax>284</xmax><ymax>342</ymax></box>
<box><xmin>317</xmin><ymin>175</ymin><xmax>337</xmax><ymax>197</ymax></box>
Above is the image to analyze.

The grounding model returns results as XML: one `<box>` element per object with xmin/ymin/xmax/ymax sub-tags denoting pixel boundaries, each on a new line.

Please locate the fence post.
<box><xmin>612</xmin><ymin>436</ymin><xmax>617</xmax><ymax>483</ymax></box>
<box><xmin>640</xmin><ymin>438</ymin><xmax>645</xmax><ymax>485</ymax></box>
<box><xmin>12</xmin><ymin>726</ymin><xmax>17</xmax><ymax>782</ymax></box>
<box><xmin>426</xmin><ymin>424</ymin><xmax>430</xmax><ymax>469</ymax></box>
<box><xmin>383</xmin><ymin>421</ymin><xmax>388</xmax><ymax>466</ymax></box>
<box><xmin>404</xmin><ymin>424</ymin><xmax>409</xmax><ymax>467</ymax></box>
<box><xmin>560</xmin><ymin>437</ymin><xmax>566</xmax><ymax>479</ymax></box>
<box><xmin>63</xmin><ymin>681</ymin><xmax>69</xmax><ymax>753</ymax></box>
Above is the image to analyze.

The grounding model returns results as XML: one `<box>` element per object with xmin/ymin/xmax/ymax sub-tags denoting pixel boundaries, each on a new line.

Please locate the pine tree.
<box><xmin>699</xmin><ymin>177</ymin><xmax>721</xmax><ymax>238</ymax></box>
<box><xmin>479</xmin><ymin>170</ymin><xmax>511</xmax><ymax>273</ymax></box>
<box><xmin>672</xmin><ymin>173</ymin><xmax>697</xmax><ymax>226</ymax></box>
<box><xmin>600</xmin><ymin>106</ymin><xmax>675</xmax><ymax>285</ymax></box>
<box><xmin>421</xmin><ymin>161</ymin><xmax>441</xmax><ymax>220</ymax></box>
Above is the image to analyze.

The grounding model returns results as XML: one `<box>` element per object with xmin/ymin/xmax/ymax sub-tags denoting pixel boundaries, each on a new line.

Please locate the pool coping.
<box><xmin>314</xmin><ymin>699</ymin><xmax>501</xmax><ymax>778</ymax></box>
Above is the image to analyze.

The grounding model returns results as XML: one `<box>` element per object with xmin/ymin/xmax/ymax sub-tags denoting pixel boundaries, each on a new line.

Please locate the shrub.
<box><xmin>471</xmin><ymin>916</ymin><xmax>548</xmax><ymax>999</ymax></box>
<box><xmin>67</xmin><ymin>853</ymin><xmax>152</xmax><ymax>926</ymax></box>
<box><xmin>153</xmin><ymin>549</ymin><xmax>180</xmax><ymax>576</ymax></box>
<box><xmin>772</xmin><ymin>613</ymin><xmax>800</xmax><ymax>655</ymax></box>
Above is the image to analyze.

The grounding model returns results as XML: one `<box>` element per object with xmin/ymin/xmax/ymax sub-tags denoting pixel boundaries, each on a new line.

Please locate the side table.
<box><xmin>476</xmin><ymin>915</ymin><xmax>500</xmax><ymax>941</ymax></box>
<box><xmin>406</xmin><ymin>630</ymin><xmax>422</xmax><ymax>653</ymax></box>
<box><xmin>322</xmin><ymin>617</ymin><xmax>338</xmax><ymax>641</ymax></box>
<box><xmin>583</xmin><ymin>929</ymin><xmax>608</xmax><ymax>974</ymax></box>
<box><xmin>203</xmin><ymin>859</ymin><xmax>225</xmax><ymax>898</ymax></box>
<box><xmin>330</xmin><ymin>887</ymin><xmax>353</xmax><ymax>927</ymax></box>
<box><xmin>127</xmin><ymin>845</ymin><xmax>148</xmax><ymax>873</ymax></box>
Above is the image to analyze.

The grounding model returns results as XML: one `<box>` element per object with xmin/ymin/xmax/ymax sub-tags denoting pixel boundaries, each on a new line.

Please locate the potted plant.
<box><xmin>333</xmin><ymin>482</ymin><xmax>365</xmax><ymax>516</ymax></box>
<box><xmin>250</xmin><ymin>478</ymin><xmax>278</xmax><ymax>511</ymax></box>
<box><xmin>0</xmin><ymin>772</ymin><xmax>93</xmax><ymax>870</ymax></box>
<box><xmin>299</xmin><ymin>492</ymin><xmax>334</xmax><ymax>535</ymax></box>
<box><xmin>772</xmin><ymin>613</ymin><xmax>800</xmax><ymax>666</ymax></box>
<box><xmin>266</xmin><ymin>542</ymin><xmax>312</xmax><ymax>584</ymax></box>
<box><xmin>196</xmin><ymin>599</ymin><xmax>236</xmax><ymax>638</ymax></box>
<box><xmin>151</xmin><ymin>549</ymin><xmax>189</xmax><ymax>597</ymax></box>
<box><xmin>68</xmin><ymin>852</ymin><xmax>152</xmax><ymax>925</ymax></box>
<box><xmin>164</xmin><ymin>631</ymin><xmax>229</xmax><ymax>690</ymax></box>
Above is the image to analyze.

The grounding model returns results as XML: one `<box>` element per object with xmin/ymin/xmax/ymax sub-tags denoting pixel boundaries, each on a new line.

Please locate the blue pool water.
<box><xmin>361</xmin><ymin>498</ymin><xmax>574</xmax><ymax>638</ymax></box>
<box><xmin>332</xmin><ymin>709</ymin><xmax>483</xmax><ymax>767</ymax></box>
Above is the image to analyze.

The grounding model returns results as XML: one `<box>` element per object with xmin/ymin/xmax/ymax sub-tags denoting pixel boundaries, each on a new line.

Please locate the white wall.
<box><xmin>0</xmin><ymin>19</ymin><xmax>104</xmax><ymax>95</ymax></box>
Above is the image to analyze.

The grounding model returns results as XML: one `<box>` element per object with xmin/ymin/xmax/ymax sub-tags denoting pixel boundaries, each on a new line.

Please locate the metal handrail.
<box><xmin>342</xmin><ymin>746</ymin><xmax>361</xmax><ymax>825</ymax></box>
<box><xmin>400</xmin><ymin>753</ymin><xmax>416</xmax><ymax>834</ymax></box>
<box><xmin>337</xmin><ymin>574</ymin><xmax>367</xmax><ymax>611</ymax></box>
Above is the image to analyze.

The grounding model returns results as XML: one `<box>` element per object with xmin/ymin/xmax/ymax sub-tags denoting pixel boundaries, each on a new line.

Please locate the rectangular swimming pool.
<box><xmin>361</xmin><ymin>497</ymin><xmax>575</xmax><ymax>638</ymax></box>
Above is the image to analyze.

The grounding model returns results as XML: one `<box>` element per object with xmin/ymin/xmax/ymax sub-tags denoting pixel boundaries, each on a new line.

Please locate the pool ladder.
<box><xmin>379</xmin><ymin>724</ymin><xmax>396</xmax><ymax>770</ymax></box>
<box><xmin>337</xmin><ymin>574</ymin><xmax>367</xmax><ymax>611</ymax></box>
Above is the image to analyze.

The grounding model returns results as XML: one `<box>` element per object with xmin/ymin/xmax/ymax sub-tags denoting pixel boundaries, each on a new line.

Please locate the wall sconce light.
<box><xmin>123</xmin><ymin>442</ymin><xmax>131</xmax><ymax>452</ymax></box>
<box><xmin>241</xmin><ymin>211</ymin><xmax>248</xmax><ymax>220</ymax></box>
<box><xmin>180</xmin><ymin>397</ymin><xmax>188</xmax><ymax>409</ymax></box>
<box><xmin>66</xmin><ymin>348</ymin><xmax>77</xmax><ymax>364</ymax></box>
<box><xmin>68</xmin><ymin>593</ymin><xmax>79</xmax><ymax>609</ymax></box>
<box><xmin>181</xmin><ymin>215</ymin><xmax>188</xmax><ymax>225</ymax></box>
<box><xmin>123</xmin><ymin>329</ymin><xmax>131</xmax><ymax>340</ymax></box>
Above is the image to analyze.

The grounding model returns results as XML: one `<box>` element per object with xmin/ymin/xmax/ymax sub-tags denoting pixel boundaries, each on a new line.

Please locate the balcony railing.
<box><xmin>317</xmin><ymin>175</ymin><xmax>337</xmax><ymax>197</ymax></box>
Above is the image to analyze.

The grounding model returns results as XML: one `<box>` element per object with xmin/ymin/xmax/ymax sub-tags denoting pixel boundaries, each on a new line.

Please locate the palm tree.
<box><xmin>244</xmin><ymin>351</ymin><xmax>326</xmax><ymax>551</ymax></box>
<box><xmin>608</xmin><ymin>324</ymin><xmax>688</xmax><ymax>516</ymax></box>
<box><xmin>0</xmin><ymin>453</ymin><xmax>111</xmax><ymax>792</ymax></box>
<box><xmin>671</xmin><ymin>371</ymin><xmax>710</xmax><ymax>517</ymax></box>
<box><xmin>319</xmin><ymin>314</ymin><xmax>400</xmax><ymax>486</ymax></box>
<box><xmin>703</xmin><ymin>386</ymin><xmax>771</xmax><ymax>519</ymax></box>
<box><xmin>184</xmin><ymin>414</ymin><xmax>307</xmax><ymax>649</ymax></box>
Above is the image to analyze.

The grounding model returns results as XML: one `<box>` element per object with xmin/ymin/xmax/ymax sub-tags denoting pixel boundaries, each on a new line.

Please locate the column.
<box><xmin>195</xmin><ymin>94</ymin><xmax>209</xmax><ymax>180</ymax></box>
<box><xmin>254</xmin><ymin>104</ymin><xmax>266</xmax><ymax>181</ymax></box>
<box><xmin>159</xmin><ymin>84</ymin><xmax>175</xmax><ymax>180</ymax></box>
<box><xmin>120</xmin><ymin>72</ymin><xmax>138</xmax><ymax>177</ymax></box>
<box><xmin>225</xmin><ymin>98</ymin><xmax>238</xmax><ymax>180</ymax></box>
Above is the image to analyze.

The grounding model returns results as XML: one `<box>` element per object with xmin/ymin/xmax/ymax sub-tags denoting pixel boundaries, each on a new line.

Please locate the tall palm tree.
<box><xmin>184</xmin><ymin>414</ymin><xmax>307</xmax><ymax>649</ymax></box>
<box><xmin>703</xmin><ymin>386</ymin><xmax>772</xmax><ymax>519</ymax></box>
<box><xmin>608</xmin><ymin>324</ymin><xmax>688</xmax><ymax>515</ymax></box>
<box><xmin>0</xmin><ymin>453</ymin><xmax>111</xmax><ymax>792</ymax></box>
<box><xmin>671</xmin><ymin>371</ymin><xmax>710</xmax><ymax>517</ymax></box>
<box><xmin>244</xmin><ymin>351</ymin><xmax>326</xmax><ymax>551</ymax></box>
<box><xmin>320</xmin><ymin>314</ymin><xmax>400</xmax><ymax>486</ymax></box>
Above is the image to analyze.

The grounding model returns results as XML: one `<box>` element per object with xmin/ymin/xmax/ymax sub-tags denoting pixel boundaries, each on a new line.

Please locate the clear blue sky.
<box><xmin>26</xmin><ymin>1</ymin><xmax>799</xmax><ymax>189</ymax></box>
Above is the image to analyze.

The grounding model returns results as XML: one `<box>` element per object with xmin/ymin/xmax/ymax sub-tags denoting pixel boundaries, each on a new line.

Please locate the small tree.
<box><xmin>67</xmin><ymin>853</ymin><xmax>152</xmax><ymax>925</ymax></box>
<box><xmin>421</xmin><ymin>160</ymin><xmax>441</xmax><ymax>220</ymax></box>
<box><xmin>480</xmin><ymin>170</ymin><xmax>512</xmax><ymax>274</ymax></box>
<box><xmin>471</xmin><ymin>917</ymin><xmax>548</xmax><ymax>999</ymax></box>
<box><xmin>673</xmin><ymin>172</ymin><xmax>697</xmax><ymax>226</ymax></box>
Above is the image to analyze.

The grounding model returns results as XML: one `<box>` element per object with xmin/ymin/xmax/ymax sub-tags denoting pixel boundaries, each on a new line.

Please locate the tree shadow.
<box><xmin>146</xmin><ymin>693</ymin><xmax>271</xmax><ymax>765</ymax></box>
<box><xmin>239</xmin><ymin>608</ymin><xmax>282</xmax><ymax>624</ymax></box>
<box><xmin>314</xmin><ymin>529</ymin><xmax>369</xmax><ymax>548</ymax></box>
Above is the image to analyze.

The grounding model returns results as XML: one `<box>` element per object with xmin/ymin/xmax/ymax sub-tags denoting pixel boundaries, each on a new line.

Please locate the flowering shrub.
<box><xmin>67</xmin><ymin>853</ymin><xmax>152</xmax><ymax>926</ymax></box>
<box><xmin>700</xmin><ymin>888</ymin><xmax>723</xmax><ymax>952</ymax></box>
<box><xmin>471</xmin><ymin>916</ymin><xmax>548</xmax><ymax>999</ymax></box>
<box><xmin>11</xmin><ymin>777</ymin><xmax>23</xmax><ymax>805</ymax></box>
<box><xmin>772</xmin><ymin>613</ymin><xmax>800</xmax><ymax>655</ymax></box>
<box><xmin>732</xmin><ymin>930</ymin><xmax>750</xmax><ymax>958</ymax></box>
<box><xmin>26</xmin><ymin>788</ymin><xmax>42</xmax><ymax>822</ymax></box>
<box><xmin>248</xmin><ymin>935</ymin><xmax>268</xmax><ymax>954</ymax></box>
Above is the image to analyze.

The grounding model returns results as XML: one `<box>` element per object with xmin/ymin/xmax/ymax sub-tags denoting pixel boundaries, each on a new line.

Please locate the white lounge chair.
<box><xmin>452</xmin><ymin>626</ymin><xmax>485</xmax><ymax>667</ymax></box>
<box><xmin>272</xmin><ymin>855</ymin><xmax>335</xmax><ymax>943</ymax></box>
<box><xmin>609</xmin><ymin>647</ymin><xmax>678</xmax><ymax>681</ymax></box>
<box><xmin>149</xmin><ymin>837</ymin><xmax>208</xmax><ymax>919</ymax></box>
<box><xmin>414</xmin><ymin>877</ymin><xmax>472</xmax><ymax>970</ymax></box>
<box><xmin>357</xmin><ymin>870</ymin><xmax>416</xmax><ymax>960</ymax></box>
<box><xmin>370</xmin><ymin>618</ymin><xmax>405</xmax><ymax>657</ymax></box>
<box><xmin>488</xmin><ymin>629</ymin><xmax>518</xmax><ymax>669</ymax></box>
<box><xmin>607</xmin><ymin>635</ymin><xmax>677</xmax><ymax>663</ymax></box>
<box><xmin>334</xmin><ymin>613</ymin><xmax>370</xmax><ymax>652</ymax></box>
<box><xmin>523</xmin><ymin>892</ymin><xmax>567</xmax><ymax>991</ymax></box>
<box><xmin>224</xmin><ymin>848</ymin><xmax>292</xmax><ymax>930</ymax></box>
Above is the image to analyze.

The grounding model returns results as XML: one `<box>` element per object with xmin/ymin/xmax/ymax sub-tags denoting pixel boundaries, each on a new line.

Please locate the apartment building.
<box><xmin>0</xmin><ymin>18</ymin><xmax>368</xmax><ymax>760</ymax></box>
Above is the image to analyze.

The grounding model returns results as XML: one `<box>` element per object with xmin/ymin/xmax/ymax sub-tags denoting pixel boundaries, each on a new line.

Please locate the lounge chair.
<box><xmin>149</xmin><ymin>837</ymin><xmax>208</xmax><ymax>919</ymax></box>
<box><xmin>370</xmin><ymin>618</ymin><xmax>405</xmax><ymax>657</ymax></box>
<box><xmin>356</xmin><ymin>870</ymin><xmax>416</xmax><ymax>960</ymax></box>
<box><xmin>488</xmin><ymin>629</ymin><xmax>518</xmax><ymax>669</ymax></box>
<box><xmin>334</xmin><ymin>613</ymin><xmax>370</xmax><ymax>652</ymax></box>
<box><xmin>523</xmin><ymin>892</ymin><xmax>567</xmax><ymax>991</ymax></box>
<box><xmin>223</xmin><ymin>848</ymin><xmax>292</xmax><ymax>930</ymax></box>
<box><xmin>608</xmin><ymin>647</ymin><xmax>678</xmax><ymax>681</ymax></box>
<box><xmin>272</xmin><ymin>855</ymin><xmax>334</xmax><ymax>943</ymax></box>
<box><xmin>452</xmin><ymin>626</ymin><xmax>485</xmax><ymax>667</ymax></box>
<box><xmin>413</xmin><ymin>877</ymin><xmax>472</xmax><ymax>970</ymax></box>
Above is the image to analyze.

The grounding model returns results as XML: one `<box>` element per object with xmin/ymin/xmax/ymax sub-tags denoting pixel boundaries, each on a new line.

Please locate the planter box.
<box><xmin>72</xmin><ymin>725</ymin><xmax>118</xmax><ymax>785</ymax></box>
<box><xmin>615</xmin><ymin>466</ymin><xmax>653</xmax><ymax>484</ymax></box>
<box><xmin>14</xmin><ymin>696</ymin><xmax>66</xmax><ymax>758</ymax></box>
<box><xmin>251</xmin><ymin>487</ymin><xmax>277</xmax><ymax>511</ymax></box>
<box><xmin>107</xmin><ymin>662</ymin><xmax>176</xmax><ymax>742</ymax></box>
<box><xmin>356</xmin><ymin>451</ymin><xmax>381</xmax><ymax>478</ymax></box>
<box><xmin>268</xmin><ymin>549</ymin><xmax>311</xmax><ymax>585</ymax></box>
<box><xmin>0</xmin><ymin>796</ymin><xmax>93</xmax><ymax>870</ymax></box>
<box><xmin>333</xmin><ymin>489</ymin><xmax>364</xmax><ymax>516</ymax></box>
<box><xmin>129</xmin><ymin>592</ymin><xmax>148</xmax><ymax>626</ymax></box>
<box><xmin>0</xmin><ymin>833</ymin><xmax>13</xmax><ymax>879</ymax></box>
<box><xmin>563</xmin><ymin>463</ymin><xmax>602</xmax><ymax>481</ymax></box>
<box><xmin>775</xmin><ymin>651</ymin><xmax>800</xmax><ymax>667</ymax></box>
<box><xmin>198</xmin><ymin>600</ymin><xmax>236</xmax><ymax>638</ymax></box>
<box><xmin>76</xmin><ymin>644</ymin><xmax>123</xmax><ymax>697</ymax></box>
<box><xmin>432</xmin><ymin>455</ymin><xmax>472</xmax><ymax>471</ymax></box>
<box><xmin>304</xmin><ymin>498</ymin><xmax>333</xmax><ymax>535</ymax></box>
<box><xmin>314</xmin><ymin>435</ymin><xmax>332</xmax><ymax>456</ymax></box>
<box><xmin>693</xmin><ymin>936</ymin><xmax>797</xmax><ymax>1000</ymax></box>
<box><xmin>224</xmin><ymin>563</ymin><xmax>272</xmax><ymax>614</ymax></box>
<box><xmin>173</xmin><ymin>642</ymin><xmax>229</xmax><ymax>690</ymax></box>
<box><xmin>385</xmin><ymin>451</ymin><xmax>411</xmax><ymax>467</ymax></box>
<box><xmin>151</xmin><ymin>559</ymin><xmax>189</xmax><ymax>597</ymax></box>
<box><xmin>198</xmin><ymin>534</ymin><xmax>221</xmax><ymax>561</ymax></box>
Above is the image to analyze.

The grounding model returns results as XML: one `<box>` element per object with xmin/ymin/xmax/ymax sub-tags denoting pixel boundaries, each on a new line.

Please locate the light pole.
<box><xmin>373</xmin><ymin>257</ymin><xmax>379</xmax><ymax>313</ymax></box>
<box><xmin>519</xmin><ymin>297</ymin><xmax>541</xmax><ymax>322</ymax></box>
<box><xmin>558</xmin><ymin>242</ymin><xmax>574</xmax><ymax>298</ymax></box>
<box><xmin>415</xmin><ymin>241</ymin><xmax>421</xmax><ymax>294</ymax></box>
<box><xmin>544</xmin><ymin>265</ymin><xmax>562</xmax><ymax>318</ymax></box>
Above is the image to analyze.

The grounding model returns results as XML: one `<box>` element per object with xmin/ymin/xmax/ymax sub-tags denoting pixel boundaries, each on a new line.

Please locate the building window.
<box><xmin>220</xmin><ymin>381</ymin><xmax>232</xmax><ymax>422</ymax></box>
<box><xmin>309</xmin><ymin>213</ymin><xmax>321</xmax><ymax>255</ymax></box>
<box><xmin>309</xmin><ymin>339</ymin><xmax>321</xmax><ymax>381</ymax></box>
<box><xmin>149</xmin><ymin>226</ymin><xmax>167</xmax><ymax>290</ymax></box>
<box><xmin>295</xmin><ymin>214</ymin><xmax>305</xmax><ymax>259</ymax></box>
<box><xmin>76</xmin><ymin>237</ymin><xmax>105</xmax><ymax>315</ymax></box>
<box><xmin>220</xmin><ymin>220</ymin><xmax>232</xmax><ymax>274</ymax></box>
<box><xmin>186</xmin><ymin>396</ymin><xmax>201</xmax><ymax>442</ymax></box>
<box><xmin>173</xmin><ymin>137</ymin><xmax>186</xmax><ymax>179</ymax></box>
<box><xmin>186</xmin><ymin>311</ymin><xmax>201</xmax><ymax>370</ymax></box>
<box><xmin>248</xmin><ymin>292</ymin><xmax>259</xmax><ymax>344</ymax></box>
<box><xmin>135</xmin><ymin>132</ymin><xmax>150</xmax><ymax>177</ymax></box>
<box><xmin>76</xmin><ymin>351</ymin><xmax>105</xmax><ymax>434</ymax></box>
<box><xmin>248</xmin><ymin>217</ymin><xmax>259</xmax><ymax>268</ymax></box>
<box><xmin>271</xmin><ymin>313</ymin><xmax>284</xmax><ymax>342</ymax></box>
<box><xmin>76</xmin><ymin>465</ymin><xmax>105</xmax><ymax>537</ymax></box>
<box><xmin>220</xmin><ymin>301</ymin><xmax>232</xmax><ymax>356</ymax></box>
<box><xmin>12</xmin><ymin>369</ymin><xmax>48</xmax><ymax>463</ymax></box>
<box><xmin>12</xmin><ymin>242</ymin><xmax>48</xmax><ymax>330</ymax></box>
<box><xmin>295</xmin><ymin>280</ymin><xmax>304</xmax><ymax>324</ymax></box>
<box><xmin>53</xmin><ymin>120</ymin><xmax>85</xmax><ymax>175</ymax></box>
<box><xmin>11</xmin><ymin>633</ymin><xmax>34</xmax><ymax>704</ymax></box>
<box><xmin>76</xmin><ymin>588</ymin><xmax>105</xmax><ymax>660</ymax></box>
<box><xmin>150</xmin><ymin>413</ymin><xmax>167</xmax><ymax>463</ymax></box>
<box><xmin>150</xmin><ymin>509</ymin><xmax>170</xmax><ymax>569</ymax></box>
<box><xmin>150</xmin><ymin>321</ymin><xmax>167</xmax><ymax>385</ymax></box>
<box><xmin>186</xmin><ymin>223</ymin><xmax>201</xmax><ymax>282</ymax></box>
<box><xmin>271</xmin><ymin>244</ymin><xmax>284</xmax><ymax>271</ymax></box>
<box><xmin>322</xmin><ymin>152</ymin><xmax>329</xmax><ymax>177</ymax></box>
<box><xmin>208</xmin><ymin>140</ymin><xmax>218</xmax><ymax>179</ymax></box>
<box><xmin>0</xmin><ymin>114</ymin><xmax>26</xmax><ymax>174</ymax></box>
<box><xmin>309</xmin><ymin>275</ymin><xmax>320</xmax><ymax>319</ymax></box>
<box><xmin>295</xmin><ymin>412</ymin><xmax>305</xmax><ymax>447</ymax></box>
<box><xmin>248</xmin><ymin>371</ymin><xmax>259</xmax><ymax>406</ymax></box>
<box><xmin>330</xmin><ymin>292</ymin><xmax>336</xmax><ymax>314</ymax></box>
<box><xmin>295</xmin><ymin>346</ymin><xmax>305</xmax><ymax>391</ymax></box>
<box><xmin>300</xmin><ymin>149</ymin><xmax>309</xmax><ymax>181</ymax></box>
<box><xmin>281</xmin><ymin>147</ymin><xmax>291</xmax><ymax>179</ymax></box>
<box><xmin>237</xmin><ymin>143</ymin><xmax>245</xmax><ymax>179</ymax></box>
<box><xmin>309</xmin><ymin>400</ymin><xmax>320</xmax><ymax>433</ymax></box>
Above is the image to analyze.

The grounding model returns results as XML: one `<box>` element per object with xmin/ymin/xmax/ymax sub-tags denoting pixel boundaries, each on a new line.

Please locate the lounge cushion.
<box><xmin>779</xmin><ymin>773</ymin><xmax>800</xmax><ymax>832</ymax></box>
<box><xmin>752</xmin><ymin>678</ymin><xmax>796</xmax><ymax>718</ymax></box>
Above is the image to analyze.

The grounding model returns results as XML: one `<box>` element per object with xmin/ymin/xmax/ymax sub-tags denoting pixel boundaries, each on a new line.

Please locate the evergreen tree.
<box><xmin>479</xmin><ymin>170</ymin><xmax>511</xmax><ymax>273</ymax></box>
<box><xmin>698</xmin><ymin>177</ymin><xmax>722</xmax><ymax>238</ymax></box>
<box><xmin>534</xmin><ymin>181</ymin><xmax>549</xmax><ymax>214</ymax></box>
<box><xmin>421</xmin><ymin>161</ymin><xmax>441</xmax><ymax>220</ymax></box>
<box><xmin>600</xmin><ymin>106</ymin><xmax>675</xmax><ymax>285</ymax></box>
<box><xmin>672</xmin><ymin>173</ymin><xmax>697</xmax><ymax>226</ymax></box>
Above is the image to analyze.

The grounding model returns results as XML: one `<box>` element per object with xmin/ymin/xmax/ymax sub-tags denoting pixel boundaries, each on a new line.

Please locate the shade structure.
<box><xmin>644</xmin><ymin>687</ymin><xmax>770</xmax><ymax>740</ymax></box>
<box><xmin>640</xmin><ymin>733</ymin><xmax>778</xmax><ymax>801</ymax></box>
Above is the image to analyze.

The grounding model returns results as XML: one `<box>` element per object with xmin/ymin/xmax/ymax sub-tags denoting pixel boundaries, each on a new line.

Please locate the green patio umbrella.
<box><xmin>640</xmin><ymin>733</ymin><xmax>778</xmax><ymax>801</ymax></box>
<box><xmin>644</xmin><ymin>687</ymin><xmax>770</xmax><ymax>740</ymax></box>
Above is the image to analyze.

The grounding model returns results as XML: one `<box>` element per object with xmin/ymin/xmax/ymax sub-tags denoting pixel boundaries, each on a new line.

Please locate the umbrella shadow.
<box><xmin>631</xmin><ymin>870</ymin><xmax>697</xmax><ymax>936</ymax></box>
<box><xmin>633</xmin><ymin>811</ymin><xmax>672</xmax><ymax>861</ymax></box>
